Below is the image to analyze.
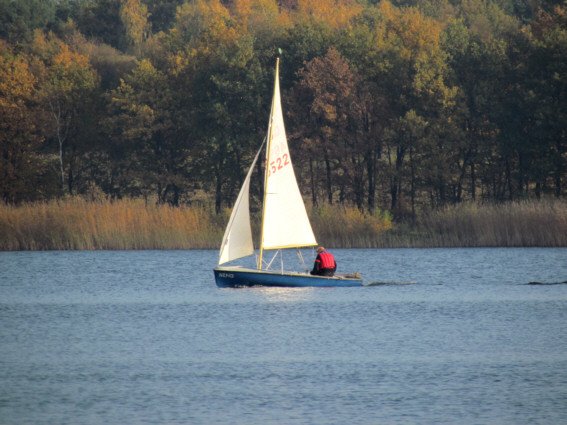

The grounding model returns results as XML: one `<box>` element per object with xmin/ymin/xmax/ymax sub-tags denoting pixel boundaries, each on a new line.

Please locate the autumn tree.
<box><xmin>292</xmin><ymin>48</ymin><xmax>370</xmax><ymax>209</ymax></box>
<box><xmin>372</xmin><ymin>2</ymin><xmax>459</xmax><ymax>214</ymax></box>
<box><xmin>0</xmin><ymin>0</ymin><xmax>564</xmax><ymax>211</ymax></box>
<box><xmin>168</xmin><ymin>0</ymin><xmax>270</xmax><ymax>213</ymax></box>
<box><xmin>283</xmin><ymin>0</ymin><xmax>363</xmax><ymax>80</ymax></box>
<box><xmin>0</xmin><ymin>42</ymin><xmax>50</xmax><ymax>203</ymax></box>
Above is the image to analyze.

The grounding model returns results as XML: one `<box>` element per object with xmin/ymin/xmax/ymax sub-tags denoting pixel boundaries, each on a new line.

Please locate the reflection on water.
<box><xmin>0</xmin><ymin>248</ymin><xmax>566</xmax><ymax>425</ymax></box>
<box><xmin>248</xmin><ymin>286</ymin><xmax>317</xmax><ymax>302</ymax></box>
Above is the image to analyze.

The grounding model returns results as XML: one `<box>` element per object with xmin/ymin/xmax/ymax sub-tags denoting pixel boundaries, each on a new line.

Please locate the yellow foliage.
<box><xmin>378</xmin><ymin>1</ymin><xmax>442</xmax><ymax>57</ymax></box>
<box><xmin>120</xmin><ymin>0</ymin><xmax>149</xmax><ymax>53</ymax></box>
<box><xmin>296</xmin><ymin>0</ymin><xmax>363</xmax><ymax>29</ymax></box>
<box><xmin>168</xmin><ymin>52</ymin><xmax>189</xmax><ymax>76</ymax></box>
<box><xmin>232</xmin><ymin>0</ymin><xmax>288</xmax><ymax>33</ymax></box>
<box><xmin>175</xmin><ymin>0</ymin><xmax>235</xmax><ymax>43</ymax></box>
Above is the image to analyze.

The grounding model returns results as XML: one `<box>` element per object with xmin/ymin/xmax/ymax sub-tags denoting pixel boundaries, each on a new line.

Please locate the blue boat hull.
<box><xmin>214</xmin><ymin>267</ymin><xmax>363</xmax><ymax>288</ymax></box>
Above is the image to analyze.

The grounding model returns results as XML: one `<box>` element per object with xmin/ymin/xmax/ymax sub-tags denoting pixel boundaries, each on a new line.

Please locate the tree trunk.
<box><xmin>215</xmin><ymin>168</ymin><xmax>222</xmax><ymax>214</ymax></box>
<box><xmin>390</xmin><ymin>145</ymin><xmax>405</xmax><ymax>212</ymax></box>
<box><xmin>555</xmin><ymin>139</ymin><xmax>563</xmax><ymax>198</ymax></box>
<box><xmin>505</xmin><ymin>159</ymin><xmax>513</xmax><ymax>200</ymax></box>
<box><xmin>470</xmin><ymin>161</ymin><xmax>476</xmax><ymax>200</ymax></box>
<box><xmin>215</xmin><ymin>142</ymin><xmax>227</xmax><ymax>214</ymax></box>
<box><xmin>354</xmin><ymin>156</ymin><xmax>364</xmax><ymax>211</ymax></box>
<box><xmin>50</xmin><ymin>101</ymin><xmax>67</xmax><ymax>194</ymax></box>
<box><xmin>67</xmin><ymin>167</ymin><xmax>74</xmax><ymax>195</ymax></box>
<box><xmin>309</xmin><ymin>157</ymin><xmax>317</xmax><ymax>207</ymax></box>
<box><xmin>409</xmin><ymin>146</ymin><xmax>416</xmax><ymax>220</ymax></box>
<box><xmin>324</xmin><ymin>150</ymin><xmax>332</xmax><ymax>204</ymax></box>
<box><xmin>366</xmin><ymin>146</ymin><xmax>377</xmax><ymax>213</ymax></box>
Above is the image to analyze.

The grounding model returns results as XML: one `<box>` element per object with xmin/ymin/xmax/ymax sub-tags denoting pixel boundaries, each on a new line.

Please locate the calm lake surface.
<box><xmin>1</xmin><ymin>248</ymin><xmax>566</xmax><ymax>425</ymax></box>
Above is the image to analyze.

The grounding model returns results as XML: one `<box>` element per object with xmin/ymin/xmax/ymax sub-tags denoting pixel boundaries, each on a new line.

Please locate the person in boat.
<box><xmin>310</xmin><ymin>246</ymin><xmax>337</xmax><ymax>277</ymax></box>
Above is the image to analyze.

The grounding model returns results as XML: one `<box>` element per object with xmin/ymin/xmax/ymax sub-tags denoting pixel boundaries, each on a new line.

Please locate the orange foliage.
<box><xmin>31</xmin><ymin>30</ymin><xmax>92</xmax><ymax>72</ymax></box>
<box><xmin>53</xmin><ymin>43</ymin><xmax>90</xmax><ymax>69</ymax></box>
<box><xmin>295</xmin><ymin>0</ymin><xmax>363</xmax><ymax>29</ymax></box>
<box><xmin>0</xmin><ymin>43</ymin><xmax>36</xmax><ymax>103</ymax></box>
<box><xmin>231</xmin><ymin>0</ymin><xmax>289</xmax><ymax>32</ymax></box>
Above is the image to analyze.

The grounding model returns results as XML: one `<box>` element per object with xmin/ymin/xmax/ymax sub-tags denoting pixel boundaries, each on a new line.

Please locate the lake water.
<box><xmin>1</xmin><ymin>248</ymin><xmax>566</xmax><ymax>425</ymax></box>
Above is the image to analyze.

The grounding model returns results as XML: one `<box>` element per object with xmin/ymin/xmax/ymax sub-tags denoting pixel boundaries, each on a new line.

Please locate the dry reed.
<box><xmin>0</xmin><ymin>197</ymin><xmax>224</xmax><ymax>250</ymax></box>
<box><xmin>309</xmin><ymin>204</ymin><xmax>393</xmax><ymax>248</ymax></box>
<box><xmin>377</xmin><ymin>199</ymin><xmax>567</xmax><ymax>248</ymax></box>
<box><xmin>0</xmin><ymin>197</ymin><xmax>565</xmax><ymax>250</ymax></box>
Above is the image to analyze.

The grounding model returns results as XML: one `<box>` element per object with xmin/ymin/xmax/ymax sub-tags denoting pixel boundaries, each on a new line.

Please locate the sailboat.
<box><xmin>213</xmin><ymin>58</ymin><xmax>363</xmax><ymax>288</ymax></box>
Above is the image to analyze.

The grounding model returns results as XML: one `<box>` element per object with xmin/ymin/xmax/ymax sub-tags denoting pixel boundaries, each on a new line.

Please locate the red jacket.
<box><xmin>314</xmin><ymin>251</ymin><xmax>336</xmax><ymax>271</ymax></box>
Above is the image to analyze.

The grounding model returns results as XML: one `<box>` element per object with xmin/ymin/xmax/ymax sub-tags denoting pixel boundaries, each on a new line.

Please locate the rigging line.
<box><xmin>296</xmin><ymin>249</ymin><xmax>307</xmax><ymax>272</ymax></box>
<box><xmin>265</xmin><ymin>250</ymin><xmax>280</xmax><ymax>271</ymax></box>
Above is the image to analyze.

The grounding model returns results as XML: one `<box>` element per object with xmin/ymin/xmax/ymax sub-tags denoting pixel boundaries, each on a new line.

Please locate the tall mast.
<box><xmin>257</xmin><ymin>57</ymin><xmax>279</xmax><ymax>270</ymax></box>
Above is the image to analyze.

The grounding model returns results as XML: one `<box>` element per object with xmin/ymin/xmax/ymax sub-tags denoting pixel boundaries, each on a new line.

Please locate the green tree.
<box><xmin>33</xmin><ymin>31</ymin><xmax>100</xmax><ymax>195</ymax></box>
<box><xmin>75</xmin><ymin>0</ymin><xmax>125</xmax><ymax>50</ymax></box>
<box><xmin>107</xmin><ymin>59</ymin><xmax>189</xmax><ymax>204</ymax></box>
<box><xmin>0</xmin><ymin>0</ymin><xmax>56</xmax><ymax>43</ymax></box>
<box><xmin>146</xmin><ymin>0</ymin><xmax>184</xmax><ymax>33</ymax></box>
<box><xmin>525</xmin><ymin>4</ymin><xmax>567</xmax><ymax>197</ymax></box>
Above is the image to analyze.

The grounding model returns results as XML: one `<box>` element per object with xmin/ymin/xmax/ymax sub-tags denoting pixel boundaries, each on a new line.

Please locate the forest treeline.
<box><xmin>1</xmin><ymin>0</ymin><xmax>565</xmax><ymax>219</ymax></box>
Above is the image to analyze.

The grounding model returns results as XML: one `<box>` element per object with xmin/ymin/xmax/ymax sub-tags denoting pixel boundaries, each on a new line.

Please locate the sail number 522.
<box><xmin>269</xmin><ymin>153</ymin><xmax>290</xmax><ymax>176</ymax></box>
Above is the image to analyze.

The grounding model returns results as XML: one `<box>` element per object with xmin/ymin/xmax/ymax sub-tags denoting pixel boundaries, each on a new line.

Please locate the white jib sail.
<box><xmin>261</xmin><ymin>62</ymin><xmax>317</xmax><ymax>250</ymax></box>
<box><xmin>218</xmin><ymin>145</ymin><xmax>263</xmax><ymax>265</ymax></box>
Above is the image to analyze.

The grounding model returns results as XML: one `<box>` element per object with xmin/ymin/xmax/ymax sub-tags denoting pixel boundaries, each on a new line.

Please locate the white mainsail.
<box><xmin>218</xmin><ymin>145</ymin><xmax>263</xmax><ymax>265</ymax></box>
<box><xmin>260</xmin><ymin>60</ymin><xmax>317</xmax><ymax>251</ymax></box>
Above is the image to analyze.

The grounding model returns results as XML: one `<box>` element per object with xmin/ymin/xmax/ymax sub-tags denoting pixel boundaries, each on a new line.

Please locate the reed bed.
<box><xmin>377</xmin><ymin>199</ymin><xmax>567</xmax><ymax>248</ymax></box>
<box><xmin>308</xmin><ymin>204</ymin><xmax>393</xmax><ymax>248</ymax></box>
<box><xmin>0</xmin><ymin>197</ymin><xmax>224</xmax><ymax>250</ymax></box>
<box><xmin>0</xmin><ymin>197</ymin><xmax>565</xmax><ymax>250</ymax></box>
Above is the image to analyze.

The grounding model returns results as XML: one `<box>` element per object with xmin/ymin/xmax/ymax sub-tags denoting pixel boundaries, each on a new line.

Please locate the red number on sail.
<box><xmin>268</xmin><ymin>153</ymin><xmax>290</xmax><ymax>176</ymax></box>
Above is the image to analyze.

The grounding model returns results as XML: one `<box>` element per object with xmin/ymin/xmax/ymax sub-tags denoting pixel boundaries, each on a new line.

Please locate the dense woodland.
<box><xmin>1</xmin><ymin>0</ymin><xmax>565</xmax><ymax>219</ymax></box>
